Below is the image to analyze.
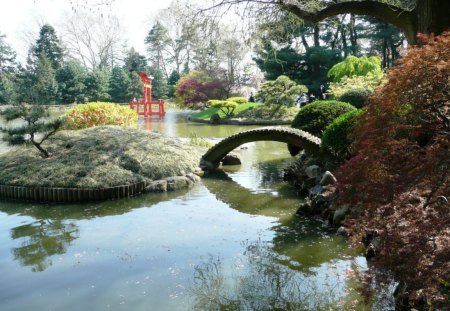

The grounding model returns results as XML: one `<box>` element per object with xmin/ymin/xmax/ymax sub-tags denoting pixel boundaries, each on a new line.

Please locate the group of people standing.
<box><xmin>296</xmin><ymin>84</ymin><xmax>326</xmax><ymax>108</ymax></box>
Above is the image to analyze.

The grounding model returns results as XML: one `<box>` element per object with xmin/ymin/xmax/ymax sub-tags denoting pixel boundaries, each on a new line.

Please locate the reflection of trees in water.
<box><xmin>11</xmin><ymin>219</ymin><xmax>79</xmax><ymax>272</ymax></box>
<box><xmin>1</xmin><ymin>189</ymin><xmax>190</xmax><ymax>273</ymax></box>
<box><xmin>190</xmin><ymin>240</ymin><xmax>361</xmax><ymax>311</ymax></box>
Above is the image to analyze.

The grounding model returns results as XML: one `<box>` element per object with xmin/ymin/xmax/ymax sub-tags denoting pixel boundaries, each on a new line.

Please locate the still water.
<box><xmin>0</xmin><ymin>111</ymin><xmax>369</xmax><ymax>311</ymax></box>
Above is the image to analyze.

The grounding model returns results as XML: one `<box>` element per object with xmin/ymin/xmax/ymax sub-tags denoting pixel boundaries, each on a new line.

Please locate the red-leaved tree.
<box><xmin>335</xmin><ymin>32</ymin><xmax>449</xmax><ymax>309</ymax></box>
<box><xmin>175</xmin><ymin>70</ymin><xmax>226</xmax><ymax>108</ymax></box>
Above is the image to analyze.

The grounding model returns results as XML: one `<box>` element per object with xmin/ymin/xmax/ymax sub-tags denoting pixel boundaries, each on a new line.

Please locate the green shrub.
<box><xmin>321</xmin><ymin>109</ymin><xmax>363</xmax><ymax>162</ymax></box>
<box><xmin>291</xmin><ymin>100</ymin><xmax>356</xmax><ymax>136</ymax></box>
<box><xmin>256</xmin><ymin>75</ymin><xmax>308</xmax><ymax>106</ymax></box>
<box><xmin>65</xmin><ymin>102</ymin><xmax>138</xmax><ymax>130</ymax></box>
<box><xmin>338</xmin><ymin>88</ymin><xmax>372</xmax><ymax>108</ymax></box>
<box><xmin>227</xmin><ymin>96</ymin><xmax>248</xmax><ymax>104</ymax></box>
<box><xmin>289</xmin><ymin>100</ymin><xmax>356</xmax><ymax>156</ymax></box>
<box><xmin>207</xmin><ymin>99</ymin><xmax>239</xmax><ymax>117</ymax></box>
<box><xmin>235</xmin><ymin>104</ymin><xmax>299</xmax><ymax>120</ymax></box>
<box><xmin>327</xmin><ymin>72</ymin><xmax>384</xmax><ymax>99</ymax></box>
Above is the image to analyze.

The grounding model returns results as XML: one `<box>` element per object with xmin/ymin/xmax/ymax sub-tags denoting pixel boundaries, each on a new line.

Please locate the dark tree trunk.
<box><xmin>349</xmin><ymin>14</ymin><xmax>358</xmax><ymax>55</ymax></box>
<box><xmin>415</xmin><ymin>0</ymin><xmax>450</xmax><ymax>37</ymax></box>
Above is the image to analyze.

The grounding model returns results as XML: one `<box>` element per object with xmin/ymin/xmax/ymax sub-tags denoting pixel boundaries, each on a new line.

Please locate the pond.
<box><xmin>0</xmin><ymin>111</ymin><xmax>374</xmax><ymax>310</ymax></box>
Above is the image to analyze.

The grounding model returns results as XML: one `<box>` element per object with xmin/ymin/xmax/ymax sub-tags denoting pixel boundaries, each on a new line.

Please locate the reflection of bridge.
<box><xmin>201</xmin><ymin>127</ymin><xmax>321</xmax><ymax>169</ymax></box>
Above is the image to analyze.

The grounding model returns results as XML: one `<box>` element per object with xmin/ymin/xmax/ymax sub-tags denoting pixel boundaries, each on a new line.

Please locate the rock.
<box><xmin>221</xmin><ymin>152</ymin><xmax>242</xmax><ymax>166</ymax></box>
<box><xmin>166</xmin><ymin>176</ymin><xmax>192</xmax><ymax>191</ymax></box>
<box><xmin>186</xmin><ymin>173</ymin><xmax>201</xmax><ymax>183</ymax></box>
<box><xmin>305</xmin><ymin>165</ymin><xmax>320</xmax><ymax>179</ymax></box>
<box><xmin>145</xmin><ymin>180</ymin><xmax>167</xmax><ymax>192</ymax></box>
<box><xmin>332</xmin><ymin>206</ymin><xmax>350</xmax><ymax>226</ymax></box>
<box><xmin>210</xmin><ymin>113</ymin><xmax>221</xmax><ymax>125</ymax></box>
<box><xmin>320</xmin><ymin>171</ymin><xmax>337</xmax><ymax>186</ymax></box>
<box><xmin>336</xmin><ymin>226</ymin><xmax>349</xmax><ymax>236</ymax></box>
<box><xmin>296</xmin><ymin>198</ymin><xmax>313</xmax><ymax>215</ymax></box>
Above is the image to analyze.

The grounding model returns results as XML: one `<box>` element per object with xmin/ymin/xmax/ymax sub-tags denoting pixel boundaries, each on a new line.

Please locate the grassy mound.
<box><xmin>190</xmin><ymin>102</ymin><xmax>262</xmax><ymax>120</ymax></box>
<box><xmin>0</xmin><ymin>126</ymin><xmax>203</xmax><ymax>188</ymax></box>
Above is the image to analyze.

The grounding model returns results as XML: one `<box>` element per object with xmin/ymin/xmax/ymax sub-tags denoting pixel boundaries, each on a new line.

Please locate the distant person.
<box><xmin>309</xmin><ymin>93</ymin><xmax>316</xmax><ymax>103</ymax></box>
<box><xmin>249</xmin><ymin>93</ymin><xmax>255</xmax><ymax>103</ymax></box>
<box><xmin>296</xmin><ymin>93</ymin><xmax>308</xmax><ymax>107</ymax></box>
<box><xmin>319</xmin><ymin>84</ymin><xmax>326</xmax><ymax>99</ymax></box>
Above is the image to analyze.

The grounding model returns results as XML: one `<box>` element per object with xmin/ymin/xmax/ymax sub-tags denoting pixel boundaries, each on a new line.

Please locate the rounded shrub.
<box><xmin>289</xmin><ymin>100</ymin><xmax>356</xmax><ymax>156</ymax></box>
<box><xmin>65</xmin><ymin>102</ymin><xmax>138</xmax><ymax>130</ymax></box>
<box><xmin>321</xmin><ymin>109</ymin><xmax>363</xmax><ymax>162</ymax></box>
<box><xmin>338</xmin><ymin>88</ymin><xmax>372</xmax><ymax>108</ymax></box>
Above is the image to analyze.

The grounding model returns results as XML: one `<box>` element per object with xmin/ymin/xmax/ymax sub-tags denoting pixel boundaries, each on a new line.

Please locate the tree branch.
<box><xmin>278</xmin><ymin>0</ymin><xmax>417</xmax><ymax>42</ymax></box>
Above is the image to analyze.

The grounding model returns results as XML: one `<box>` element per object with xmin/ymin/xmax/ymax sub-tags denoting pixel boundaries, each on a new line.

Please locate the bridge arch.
<box><xmin>200</xmin><ymin>127</ymin><xmax>321</xmax><ymax>170</ymax></box>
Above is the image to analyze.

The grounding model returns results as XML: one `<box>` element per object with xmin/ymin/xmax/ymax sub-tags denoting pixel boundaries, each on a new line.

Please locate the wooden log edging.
<box><xmin>0</xmin><ymin>182</ymin><xmax>147</xmax><ymax>203</ymax></box>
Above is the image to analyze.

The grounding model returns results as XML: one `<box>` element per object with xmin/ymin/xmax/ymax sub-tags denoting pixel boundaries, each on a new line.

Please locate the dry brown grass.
<box><xmin>0</xmin><ymin>126</ymin><xmax>204</xmax><ymax>188</ymax></box>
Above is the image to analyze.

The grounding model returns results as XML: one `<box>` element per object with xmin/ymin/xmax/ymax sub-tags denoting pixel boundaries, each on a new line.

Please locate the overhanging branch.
<box><xmin>278</xmin><ymin>0</ymin><xmax>416</xmax><ymax>42</ymax></box>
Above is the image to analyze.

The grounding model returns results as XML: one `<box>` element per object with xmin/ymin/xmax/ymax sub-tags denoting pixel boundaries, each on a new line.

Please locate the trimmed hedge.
<box><xmin>65</xmin><ymin>102</ymin><xmax>138</xmax><ymax>130</ymax></box>
<box><xmin>338</xmin><ymin>88</ymin><xmax>372</xmax><ymax>108</ymax></box>
<box><xmin>289</xmin><ymin>100</ymin><xmax>356</xmax><ymax>156</ymax></box>
<box><xmin>321</xmin><ymin>109</ymin><xmax>363</xmax><ymax>162</ymax></box>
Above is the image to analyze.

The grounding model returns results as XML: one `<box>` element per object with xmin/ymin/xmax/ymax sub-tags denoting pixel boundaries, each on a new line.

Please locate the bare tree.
<box><xmin>62</xmin><ymin>9</ymin><xmax>124</xmax><ymax>70</ymax></box>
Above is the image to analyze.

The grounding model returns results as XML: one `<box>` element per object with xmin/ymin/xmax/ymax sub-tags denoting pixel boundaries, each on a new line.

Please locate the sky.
<box><xmin>0</xmin><ymin>0</ymin><xmax>174</xmax><ymax>63</ymax></box>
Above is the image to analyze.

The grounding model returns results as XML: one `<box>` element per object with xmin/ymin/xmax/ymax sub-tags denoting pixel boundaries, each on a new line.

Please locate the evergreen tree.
<box><xmin>56</xmin><ymin>60</ymin><xmax>87</xmax><ymax>103</ymax></box>
<box><xmin>0</xmin><ymin>74</ymin><xmax>18</xmax><ymax>104</ymax></box>
<box><xmin>167</xmin><ymin>70</ymin><xmax>181</xmax><ymax>97</ymax></box>
<box><xmin>147</xmin><ymin>66</ymin><xmax>168</xmax><ymax>99</ymax></box>
<box><xmin>145</xmin><ymin>22</ymin><xmax>171</xmax><ymax>77</ymax></box>
<box><xmin>85</xmin><ymin>68</ymin><xmax>111</xmax><ymax>101</ymax></box>
<box><xmin>0</xmin><ymin>103</ymin><xmax>64</xmax><ymax>158</ymax></box>
<box><xmin>127</xmin><ymin>72</ymin><xmax>142</xmax><ymax>101</ymax></box>
<box><xmin>0</xmin><ymin>33</ymin><xmax>18</xmax><ymax>104</ymax></box>
<box><xmin>33</xmin><ymin>55</ymin><xmax>58</xmax><ymax>104</ymax></box>
<box><xmin>0</xmin><ymin>33</ymin><xmax>16</xmax><ymax>74</ymax></box>
<box><xmin>30</xmin><ymin>24</ymin><xmax>64</xmax><ymax>70</ymax></box>
<box><xmin>109</xmin><ymin>67</ymin><xmax>130</xmax><ymax>103</ymax></box>
<box><xmin>123</xmin><ymin>48</ymin><xmax>147</xmax><ymax>73</ymax></box>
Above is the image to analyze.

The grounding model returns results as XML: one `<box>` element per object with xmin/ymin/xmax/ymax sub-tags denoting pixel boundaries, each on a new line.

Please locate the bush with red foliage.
<box><xmin>335</xmin><ymin>32</ymin><xmax>450</xmax><ymax>309</ymax></box>
<box><xmin>175</xmin><ymin>71</ymin><xmax>226</xmax><ymax>108</ymax></box>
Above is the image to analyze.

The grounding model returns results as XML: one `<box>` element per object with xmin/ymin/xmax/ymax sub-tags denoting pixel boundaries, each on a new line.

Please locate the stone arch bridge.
<box><xmin>200</xmin><ymin>127</ymin><xmax>321</xmax><ymax>170</ymax></box>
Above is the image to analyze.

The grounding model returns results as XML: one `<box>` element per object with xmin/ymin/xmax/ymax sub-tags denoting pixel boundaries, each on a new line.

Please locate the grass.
<box><xmin>190</xmin><ymin>102</ymin><xmax>263</xmax><ymax>120</ymax></box>
<box><xmin>0</xmin><ymin>126</ymin><xmax>204</xmax><ymax>188</ymax></box>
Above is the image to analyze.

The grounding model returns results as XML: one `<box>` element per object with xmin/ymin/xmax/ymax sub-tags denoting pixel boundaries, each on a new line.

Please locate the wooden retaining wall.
<box><xmin>0</xmin><ymin>182</ymin><xmax>146</xmax><ymax>203</ymax></box>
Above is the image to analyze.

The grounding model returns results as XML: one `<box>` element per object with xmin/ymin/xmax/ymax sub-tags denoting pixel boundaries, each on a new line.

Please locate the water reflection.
<box><xmin>0</xmin><ymin>188</ymin><xmax>192</xmax><ymax>272</ymax></box>
<box><xmin>190</xmin><ymin>239</ymin><xmax>365</xmax><ymax>311</ymax></box>
<box><xmin>202</xmin><ymin>169</ymin><xmax>356</xmax><ymax>273</ymax></box>
<box><xmin>11</xmin><ymin>220</ymin><xmax>79</xmax><ymax>272</ymax></box>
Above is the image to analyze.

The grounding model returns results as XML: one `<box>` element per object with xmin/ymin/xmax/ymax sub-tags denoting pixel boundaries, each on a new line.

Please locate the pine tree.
<box><xmin>0</xmin><ymin>103</ymin><xmax>64</xmax><ymax>158</ymax></box>
<box><xmin>0</xmin><ymin>33</ymin><xmax>16</xmax><ymax>74</ymax></box>
<box><xmin>147</xmin><ymin>66</ymin><xmax>168</xmax><ymax>100</ymax></box>
<box><xmin>85</xmin><ymin>69</ymin><xmax>111</xmax><ymax>101</ymax></box>
<box><xmin>33</xmin><ymin>55</ymin><xmax>58</xmax><ymax>104</ymax></box>
<box><xmin>145</xmin><ymin>22</ymin><xmax>171</xmax><ymax>77</ymax></box>
<box><xmin>56</xmin><ymin>60</ymin><xmax>87</xmax><ymax>104</ymax></box>
<box><xmin>30</xmin><ymin>24</ymin><xmax>64</xmax><ymax>71</ymax></box>
<box><xmin>109</xmin><ymin>67</ymin><xmax>131</xmax><ymax>103</ymax></box>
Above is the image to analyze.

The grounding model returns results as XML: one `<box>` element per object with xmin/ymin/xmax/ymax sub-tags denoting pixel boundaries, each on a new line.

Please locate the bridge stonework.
<box><xmin>200</xmin><ymin>127</ymin><xmax>321</xmax><ymax>170</ymax></box>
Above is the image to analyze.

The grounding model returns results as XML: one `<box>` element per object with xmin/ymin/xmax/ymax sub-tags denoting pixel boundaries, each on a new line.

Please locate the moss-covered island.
<box><xmin>0</xmin><ymin>126</ymin><xmax>205</xmax><ymax>201</ymax></box>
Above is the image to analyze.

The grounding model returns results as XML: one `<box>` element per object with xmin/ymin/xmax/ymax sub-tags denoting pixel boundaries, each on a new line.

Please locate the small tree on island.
<box><xmin>0</xmin><ymin>103</ymin><xmax>64</xmax><ymax>158</ymax></box>
<box><xmin>256</xmin><ymin>75</ymin><xmax>307</xmax><ymax>117</ymax></box>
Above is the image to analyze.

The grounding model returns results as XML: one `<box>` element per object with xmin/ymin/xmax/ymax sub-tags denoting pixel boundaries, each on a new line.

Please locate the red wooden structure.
<box><xmin>129</xmin><ymin>72</ymin><xmax>165</xmax><ymax>118</ymax></box>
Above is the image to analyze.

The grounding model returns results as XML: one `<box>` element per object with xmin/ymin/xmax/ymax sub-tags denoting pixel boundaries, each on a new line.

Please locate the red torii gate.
<box><xmin>129</xmin><ymin>72</ymin><xmax>165</xmax><ymax>118</ymax></box>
